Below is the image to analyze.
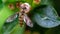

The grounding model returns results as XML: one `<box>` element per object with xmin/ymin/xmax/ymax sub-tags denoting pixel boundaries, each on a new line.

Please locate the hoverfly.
<box><xmin>6</xmin><ymin>2</ymin><xmax>33</xmax><ymax>27</ymax></box>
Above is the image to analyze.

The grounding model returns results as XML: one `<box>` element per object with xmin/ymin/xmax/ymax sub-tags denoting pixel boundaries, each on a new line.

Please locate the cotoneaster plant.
<box><xmin>0</xmin><ymin>0</ymin><xmax>60</xmax><ymax>34</ymax></box>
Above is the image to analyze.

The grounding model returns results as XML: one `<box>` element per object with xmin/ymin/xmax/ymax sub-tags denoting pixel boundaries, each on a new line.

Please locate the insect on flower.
<box><xmin>6</xmin><ymin>3</ymin><xmax>33</xmax><ymax>27</ymax></box>
<box><xmin>18</xmin><ymin>3</ymin><xmax>33</xmax><ymax>27</ymax></box>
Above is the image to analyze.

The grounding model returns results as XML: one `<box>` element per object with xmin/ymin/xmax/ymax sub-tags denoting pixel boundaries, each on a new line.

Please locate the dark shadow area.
<box><xmin>53</xmin><ymin>0</ymin><xmax>60</xmax><ymax>16</ymax></box>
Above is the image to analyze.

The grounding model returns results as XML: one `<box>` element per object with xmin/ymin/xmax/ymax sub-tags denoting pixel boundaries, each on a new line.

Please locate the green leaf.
<box><xmin>0</xmin><ymin>5</ymin><xmax>17</xmax><ymax>33</ymax></box>
<box><xmin>31</xmin><ymin>0</ymin><xmax>41</xmax><ymax>9</ymax></box>
<box><xmin>2</xmin><ymin>0</ymin><xmax>18</xmax><ymax>3</ymax></box>
<box><xmin>45</xmin><ymin>26</ymin><xmax>60</xmax><ymax>34</ymax></box>
<box><xmin>3</xmin><ymin>18</ymin><xmax>25</xmax><ymax>34</ymax></box>
<box><xmin>31</xmin><ymin>5</ymin><xmax>60</xmax><ymax>28</ymax></box>
<box><xmin>10</xmin><ymin>24</ymin><xmax>25</xmax><ymax>34</ymax></box>
<box><xmin>40</xmin><ymin>0</ymin><xmax>53</xmax><ymax>5</ymax></box>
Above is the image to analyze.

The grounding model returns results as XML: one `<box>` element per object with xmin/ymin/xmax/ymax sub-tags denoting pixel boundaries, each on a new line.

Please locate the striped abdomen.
<box><xmin>18</xmin><ymin>11</ymin><xmax>25</xmax><ymax>27</ymax></box>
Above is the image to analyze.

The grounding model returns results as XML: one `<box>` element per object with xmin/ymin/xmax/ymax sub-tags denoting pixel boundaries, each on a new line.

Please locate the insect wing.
<box><xmin>24</xmin><ymin>14</ymin><xmax>33</xmax><ymax>27</ymax></box>
<box><xmin>6</xmin><ymin>13</ymin><xmax>18</xmax><ymax>23</ymax></box>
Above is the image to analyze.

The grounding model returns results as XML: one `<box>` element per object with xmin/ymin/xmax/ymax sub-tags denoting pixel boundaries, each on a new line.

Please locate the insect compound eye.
<box><xmin>20</xmin><ymin>3</ymin><xmax>31</xmax><ymax>13</ymax></box>
<box><xmin>23</xmin><ymin>7</ymin><xmax>27</xmax><ymax>10</ymax></box>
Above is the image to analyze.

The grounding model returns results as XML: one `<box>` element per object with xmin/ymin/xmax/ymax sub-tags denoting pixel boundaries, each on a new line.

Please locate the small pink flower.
<box><xmin>8</xmin><ymin>4</ymin><xmax>15</xmax><ymax>10</ymax></box>
<box><xmin>33</xmin><ymin>0</ymin><xmax>41</xmax><ymax>4</ymax></box>
<box><xmin>16</xmin><ymin>2</ymin><xmax>21</xmax><ymax>8</ymax></box>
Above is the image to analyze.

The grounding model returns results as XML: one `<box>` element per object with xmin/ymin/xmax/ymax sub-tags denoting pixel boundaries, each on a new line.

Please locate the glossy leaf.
<box><xmin>0</xmin><ymin>5</ymin><xmax>17</xmax><ymax>33</ymax></box>
<box><xmin>32</xmin><ymin>5</ymin><xmax>60</xmax><ymax>28</ymax></box>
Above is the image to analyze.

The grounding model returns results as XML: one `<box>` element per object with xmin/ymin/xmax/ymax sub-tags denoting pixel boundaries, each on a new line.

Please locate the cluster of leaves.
<box><xmin>0</xmin><ymin>0</ymin><xmax>60</xmax><ymax>34</ymax></box>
